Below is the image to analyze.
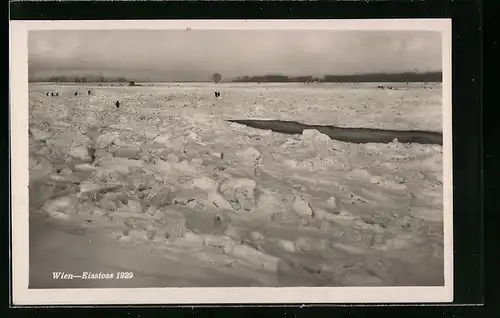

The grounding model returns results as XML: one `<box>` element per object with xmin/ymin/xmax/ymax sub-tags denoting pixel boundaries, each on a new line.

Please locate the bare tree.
<box><xmin>212</xmin><ymin>73</ymin><xmax>222</xmax><ymax>84</ymax></box>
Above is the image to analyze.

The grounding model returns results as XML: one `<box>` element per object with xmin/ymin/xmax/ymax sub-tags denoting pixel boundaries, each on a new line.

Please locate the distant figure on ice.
<box><xmin>88</xmin><ymin>90</ymin><xmax>91</xmax><ymax>95</ymax></box>
<box><xmin>56</xmin><ymin>92</ymin><xmax>59</xmax><ymax>96</ymax></box>
<box><xmin>115</xmin><ymin>101</ymin><xmax>120</xmax><ymax>108</ymax></box>
<box><xmin>46</xmin><ymin>93</ymin><xmax>49</xmax><ymax>96</ymax></box>
<box><xmin>51</xmin><ymin>92</ymin><xmax>54</xmax><ymax>96</ymax></box>
<box><xmin>215</xmin><ymin>91</ymin><xmax>220</xmax><ymax>98</ymax></box>
<box><xmin>74</xmin><ymin>92</ymin><xmax>78</xmax><ymax>96</ymax></box>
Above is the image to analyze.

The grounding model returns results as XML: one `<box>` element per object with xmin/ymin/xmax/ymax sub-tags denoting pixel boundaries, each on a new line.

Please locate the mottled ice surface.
<box><xmin>28</xmin><ymin>82</ymin><xmax>444</xmax><ymax>288</ymax></box>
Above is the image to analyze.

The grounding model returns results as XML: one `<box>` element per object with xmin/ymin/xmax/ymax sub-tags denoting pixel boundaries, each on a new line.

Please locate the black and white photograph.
<box><xmin>11</xmin><ymin>19</ymin><xmax>453</xmax><ymax>305</ymax></box>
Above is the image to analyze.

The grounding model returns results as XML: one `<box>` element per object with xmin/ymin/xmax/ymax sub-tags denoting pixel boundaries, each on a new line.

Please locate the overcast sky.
<box><xmin>28</xmin><ymin>30</ymin><xmax>442</xmax><ymax>81</ymax></box>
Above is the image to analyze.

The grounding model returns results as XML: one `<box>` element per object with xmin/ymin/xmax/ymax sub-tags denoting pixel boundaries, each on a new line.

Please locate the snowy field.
<box><xmin>28</xmin><ymin>82</ymin><xmax>444</xmax><ymax>287</ymax></box>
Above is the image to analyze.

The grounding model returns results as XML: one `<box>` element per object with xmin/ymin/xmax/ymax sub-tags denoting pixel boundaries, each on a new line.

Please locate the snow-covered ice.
<box><xmin>28</xmin><ymin>82</ymin><xmax>444</xmax><ymax>287</ymax></box>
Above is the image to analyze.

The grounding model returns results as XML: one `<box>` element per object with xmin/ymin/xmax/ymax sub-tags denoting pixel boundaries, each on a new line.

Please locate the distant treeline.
<box><xmin>323</xmin><ymin>72</ymin><xmax>442</xmax><ymax>83</ymax></box>
<box><xmin>28</xmin><ymin>71</ymin><xmax>442</xmax><ymax>84</ymax></box>
<box><xmin>30</xmin><ymin>76</ymin><xmax>130</xmax><ymax>83</ymax></box>
<box><xmin>233</xmin><ymin>75</ymin><xmax>322</xmax><ymax>83</ymax></box>
<box><xmin>233</xmin><ymin>72</ymin><xmax>442</xmax><ymax>83</ymax></box>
